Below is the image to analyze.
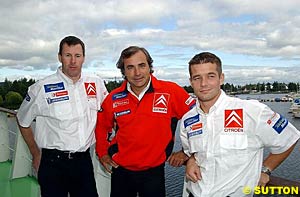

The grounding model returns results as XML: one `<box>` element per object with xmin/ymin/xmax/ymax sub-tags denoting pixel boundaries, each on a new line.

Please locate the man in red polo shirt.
<box><xmin>95</xmin><ymin>46</ymin><xmax>195</xmax><ymax>197</ymax></box>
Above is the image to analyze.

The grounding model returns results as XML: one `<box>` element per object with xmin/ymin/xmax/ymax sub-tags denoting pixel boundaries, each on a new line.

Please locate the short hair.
<box><xmin>116</xmin><ymin>46</ymin><xmax>154</xmax><ymax>77</ymax></box>
<box><xmin>58</xmin><ymin>36</ymin><xmax>85</xmax><ymax>56</ymax></box>
<box><xmin>188</xmin><ymin>52</ymin><xmax>222</xmax><ymax>76</ymax></box>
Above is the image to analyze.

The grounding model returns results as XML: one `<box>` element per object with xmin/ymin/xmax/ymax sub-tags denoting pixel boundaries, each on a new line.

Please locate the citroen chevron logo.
<box><xmin>155</xmin><ymin>95</ymin><xmax>167</xmax><ymax>107</ymax></box>
<box><xmin>85</xmin><ymin>82</ymin><xmax>96</xmax><ymax>96</ymax></box>
<box><xmin>224</xmin><ymin>109</ymin><xmax>243</xmax><ymax>128</ymax></box>
<box><xmin>87</xmin><ymin>84</ymin><xmax>96</xmax><ymax>94</ymax></box>
<box><xmin>153</xmin><ymin>93</ymin><xmax>170</xmax><ymax>114</ymax></box>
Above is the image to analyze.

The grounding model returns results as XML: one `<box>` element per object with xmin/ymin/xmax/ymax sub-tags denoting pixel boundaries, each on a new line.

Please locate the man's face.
<box><xmin>123</xmin><ymin>50</ymin><xmax>151</xmax><ymax>95</ymax></box>
<box><xmin>58</xmin><ymin>43</ymin><xmax>85</xmax><ymax>82</ymax></box>
<box><xmin>190</xmin><ymin>62</ymin><xmax>224</xmax><ymax>108</ymax></box>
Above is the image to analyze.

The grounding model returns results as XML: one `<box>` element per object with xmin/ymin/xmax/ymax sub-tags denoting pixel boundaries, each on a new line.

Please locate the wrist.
<box><xmin>261</xmin><ymin>165</ymin><xmax>272</xmax><ymax>176</ymax></box>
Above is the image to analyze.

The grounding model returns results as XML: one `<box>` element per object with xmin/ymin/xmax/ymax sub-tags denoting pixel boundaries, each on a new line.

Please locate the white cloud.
<box><xmin>1</xmin><ymin>0</ymin><xmax>300</xmax><ymax>85</ymax></box>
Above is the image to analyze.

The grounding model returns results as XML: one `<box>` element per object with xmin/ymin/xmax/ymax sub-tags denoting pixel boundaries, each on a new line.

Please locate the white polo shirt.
<box><xmin>180</xmin><ymin>90</ymin><xmax>300</xmax><ymax>197</ymax></box>
<box><xmin>17</xmin><ymin>67</ymin><xmax>108</xmax><ymax>152</ymax></box>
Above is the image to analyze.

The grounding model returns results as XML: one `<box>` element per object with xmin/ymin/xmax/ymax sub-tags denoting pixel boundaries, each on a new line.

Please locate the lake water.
<box><xmin>165</xmin><ymin>94</ymin><xmax>300</xmax><ymax>197</ymax></box>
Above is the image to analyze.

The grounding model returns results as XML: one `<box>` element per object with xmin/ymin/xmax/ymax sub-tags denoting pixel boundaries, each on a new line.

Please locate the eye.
<box><xmin>192</xmin><ymin>76</ymin><xmax>200</xmax><ymax>81</ymax></box>
<box><xmin>126</xmin><ymin>65</ymin><xmax>134</xmax><ymax>70</ymax></box>
<box><xmin>75</xmin><ymin>54</ymin><xmax>82</xmax><ymax>58</ymax></box>
<box><xmin>139</xmin><ymin>63</ymin><xmax>146</xmax><ymax>68</ymax></box>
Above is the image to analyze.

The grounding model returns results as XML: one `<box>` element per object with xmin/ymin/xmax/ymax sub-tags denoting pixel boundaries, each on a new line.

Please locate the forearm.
<box><xmin>263</xmin><ymin>141</ymin><xmax>298</xmax><ymax>170</ymax></box>
<box><xmin>18</xmin><ymin>124</ymin><xmax>40</xmax><ymax>157</ymax></box>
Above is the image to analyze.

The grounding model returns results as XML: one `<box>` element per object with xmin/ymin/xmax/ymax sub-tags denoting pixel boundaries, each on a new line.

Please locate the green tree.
<box><xmin>2</xmin><ymin>78</ymin><xmax>12</xmax><ymax>96</ymax></box>
<box><xmin>183</xmin><ymin>85</ymin><xmax>193</xmax><ymax>93</ymax></box>
<box><xmin>0</xmin><ymin>95</ymin><xmax>3</xmax><ymax>107</ymax></box>
<box><xmin>5</xmin><ymin>91</ymin><xmax>23</xmax><ymax>109</ymax></box>
<box><xmin>288</xmin><ymin>82</ymin><xmax>298</xmax><ymax>92</ymax></box>
<box><xmin>105</xmin><ymin>80</ymin><xmax>123</xmax><ymax>92</ymax></box>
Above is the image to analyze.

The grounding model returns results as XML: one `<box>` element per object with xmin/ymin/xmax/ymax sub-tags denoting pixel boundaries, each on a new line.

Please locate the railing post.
<box><xmin>91</xmin><ymin>146</ymin><xmax>111</xmax><ymax>196</ymax></box>
<box><xmin>10</xmin><ymin>116</ymin><xmax>33</xmax><ymax>179</ymax></box>
<box><xmin>0</xmin><ymin>112</ymin><xmax>10</xmax><ymax>162</ymax></box>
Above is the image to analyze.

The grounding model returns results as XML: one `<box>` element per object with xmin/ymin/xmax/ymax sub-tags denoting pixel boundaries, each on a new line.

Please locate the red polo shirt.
<box><xmin>95</xmin><ymin>75</ymin><xmax>195</xmax><ymax>171</ymax></box>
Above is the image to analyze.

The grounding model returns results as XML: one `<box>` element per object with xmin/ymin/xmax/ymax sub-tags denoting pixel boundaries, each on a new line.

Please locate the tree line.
<box><xmin>0</xmin><ymin>78</ymin><xmax>299</xmax><ymax>110</ymax></box>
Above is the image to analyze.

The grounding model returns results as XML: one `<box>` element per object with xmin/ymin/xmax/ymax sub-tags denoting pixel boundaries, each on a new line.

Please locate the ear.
<box><xmin>58</xmin><ymin>53</ymin><xmax>62</xmax><ymax>63</ymax></box>
<box><xmin>220</xmin><ymin>73</ymin><xmax>225</xmax><ymax>85</ymax></box>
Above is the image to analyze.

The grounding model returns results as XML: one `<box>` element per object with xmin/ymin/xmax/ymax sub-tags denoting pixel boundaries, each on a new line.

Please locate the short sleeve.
<box><xmin>255</xmin><ymin>105</ymin><xmax>300</xmax><ymax>154</ymax></box>
<box><xmin>17</xmin><ymin>84</ymin><xmax>40</xmax><ymax>127</ymax></box>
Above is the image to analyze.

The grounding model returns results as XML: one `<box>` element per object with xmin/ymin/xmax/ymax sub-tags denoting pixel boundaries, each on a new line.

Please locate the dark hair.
<box><xmin>188</xmin><ymin>52</ymin><xmax>222</xmax><ymax>76</ymax></box>
<box><xmin>116</xmin><ymin>46</ymin><xmax>154</xmax><ymax>77</ymax></box>
<box><xmin>58</xmin><ymin>36</ymin><xmax>85</xmax><ymax>56</ymax></box>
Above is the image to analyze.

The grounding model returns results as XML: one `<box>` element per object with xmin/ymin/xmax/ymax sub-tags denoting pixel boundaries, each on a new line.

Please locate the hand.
<box><xmin>99</xmin><ymin>154</ymin><xmax>119</xmax><ymax>173</ymax></box>
<box><xmin>257</xmin><ymin>173</ymin><xmax>270</xmax><ymax>187</ymax></box>
<box><xmin>167</xmin><ymin>150</ymin><xmax>189</xmax><ymax>167</ymax></box>
<box><xmin>186</xmin><ymin>155</ymin><xmax>201</xmax><ymax>183</ymax></box>
<box><xmin>32</xmin><ymin>150</ymin><xmax>41</xmax><ymax>172</ymax></box>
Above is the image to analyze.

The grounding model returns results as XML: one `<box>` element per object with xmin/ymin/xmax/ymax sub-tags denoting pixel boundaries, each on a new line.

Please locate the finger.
<box><xmin>104</xmin><ymin>164</ymin><xmax>113</xmax><ymax>173</ymax></box>
<box><xmin>186</xmin><ymin>174</ymin><xmax>198</xmax><ymax>183</ymax></box>
<box><xmin>110</xmin><ymin>160</ymin><xmax>119</xmax><ymax>168</ymax></box>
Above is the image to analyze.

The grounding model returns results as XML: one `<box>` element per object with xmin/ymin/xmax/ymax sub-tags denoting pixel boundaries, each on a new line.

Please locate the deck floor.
<box><xmin>0</xmin><ymin>161</ymin><xmax>40</xmax><ymax>197</ymax></box>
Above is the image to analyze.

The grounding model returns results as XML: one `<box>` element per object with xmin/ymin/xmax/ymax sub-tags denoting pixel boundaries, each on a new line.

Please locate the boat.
<box><xmin>289</xmin><ymin>94</ymin><xmax>300</xmax><ymax>115</ymax></box>
<box><xmin>293</xmin><ymin>109</ymin><xmax>300</xmax><ymax>118</ymax></box>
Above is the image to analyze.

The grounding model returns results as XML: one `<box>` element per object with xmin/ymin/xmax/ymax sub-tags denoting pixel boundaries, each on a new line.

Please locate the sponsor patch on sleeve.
<box><xmin>185</xmin><ymin>96</ymin><xmax>194</xmax><ymax>106</ymax></box>
<box><xmin>272</xmin><ymin>114</ymin><xmax>288</xmax><ymax>134</ymax></box>
<box><xmin>184</xmin><ymin>114</ymin><xmax>200</xmax><ymax>128</ymax></box>
<box><xmin>25</xmin><ymin>93</ymin><xmax>31</xmax><ymax>102</ymax></box>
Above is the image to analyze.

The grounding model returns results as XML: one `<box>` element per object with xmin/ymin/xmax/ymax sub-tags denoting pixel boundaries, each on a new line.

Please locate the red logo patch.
<box><xmin>191</xmin><ymin>123</ymin><xmax>202</xmax><ymax>130</ymax></box>
<box><xmin>53</xmin><ymin>90</ymin><xmax>68</xmax><ymax>97</ymax></box>
<box><xmin>224</xmin><ymin>109</ymin><xmax>243</xmax><ymax>128</ymax></box>
<box><xmin>84</xmin><ymin>82</ymin><xmax>96</xmax><ymax>97</ymax></box>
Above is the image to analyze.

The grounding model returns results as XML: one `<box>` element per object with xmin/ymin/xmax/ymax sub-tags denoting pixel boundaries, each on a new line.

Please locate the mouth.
<box><xmin>69</xmin><ymin>66</ymin><xmax>77</xmax><ymax>70</ymax></box>
<box><xmin>134</xmin><ymin>77</ymin><xmax>144</xmax><ymax>82</ymax></box>
<box><xmin>200</xmin><ymin>89</ymin><xmax>210</xmax><ymax>94</ymax></box>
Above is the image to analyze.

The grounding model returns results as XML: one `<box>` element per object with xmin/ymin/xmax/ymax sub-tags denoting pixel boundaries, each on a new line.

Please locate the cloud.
<box><xmin>1</xmin><ymin>0</ymin><xmax>300</xmax><ymax>85</ymax></box>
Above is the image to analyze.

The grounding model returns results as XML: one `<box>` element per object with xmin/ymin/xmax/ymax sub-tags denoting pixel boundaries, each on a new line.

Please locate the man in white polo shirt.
<box><xmin>17</xmin><ymin>35</ymin><xmax>108</xmax><ymax>197</ymax></box>
<box><xmin>181</xmin><ymin>52</ymin><xmax>300</xmax><ymax>197</ymax></box>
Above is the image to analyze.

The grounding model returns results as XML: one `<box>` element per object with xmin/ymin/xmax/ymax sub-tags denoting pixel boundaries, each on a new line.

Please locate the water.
<box><xmin>165</xmin><ymin>94</ymin><xmax>300</xmax><ymax>197</ymax></box>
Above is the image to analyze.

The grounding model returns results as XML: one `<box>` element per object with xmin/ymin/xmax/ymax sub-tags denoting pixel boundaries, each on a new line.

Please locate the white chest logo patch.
<box><xmin>152</xmin><ymin>93</ymin><xmax>170</xmax><ymax>114</ymax></box>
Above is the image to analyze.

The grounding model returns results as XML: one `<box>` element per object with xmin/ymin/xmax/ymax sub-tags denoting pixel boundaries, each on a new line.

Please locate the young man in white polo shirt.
<box><xmin>181</xmin><ymin>52</ymin><xmax>300</xmax><ymax>197</ymax></box>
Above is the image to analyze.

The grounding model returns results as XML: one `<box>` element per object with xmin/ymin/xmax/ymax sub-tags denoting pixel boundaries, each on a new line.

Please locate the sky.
<box><xmin>1</xmin><ymin>0</ymin><xmax>300</xmax><ymax>86</ymax></box>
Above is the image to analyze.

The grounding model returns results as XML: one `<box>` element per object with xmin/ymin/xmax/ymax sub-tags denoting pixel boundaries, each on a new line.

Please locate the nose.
<box><xmin>71</xmin><ymin>56</ymin><xmax>76</xmax><ymax>64</ymax></box>
<box><xmin>134</xmin><ymin>67</ymin><xmax>141</xmax><ymax>75</ymax></box>
<box><xmin>200</xmin><ymin>77</ymin><xmax>208</xmax><ymax>86</ymax></box>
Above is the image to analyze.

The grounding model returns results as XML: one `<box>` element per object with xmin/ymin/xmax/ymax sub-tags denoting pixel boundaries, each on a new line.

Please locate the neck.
<box><xmin>199</xmin><ymin>90</ymin><xmax>222</xmax><ymax>113</ymax></box>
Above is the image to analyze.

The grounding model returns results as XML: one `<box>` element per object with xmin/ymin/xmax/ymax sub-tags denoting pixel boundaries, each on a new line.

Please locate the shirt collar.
<box><xmin>196</xmin><ymin>89</ymin><xmax>226</xmax><ymax>114</ymax></box>
<box><xmin>127</xmin><ymin>76</ymin><xmax>152</xmax><ymax>100</ymax></box>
